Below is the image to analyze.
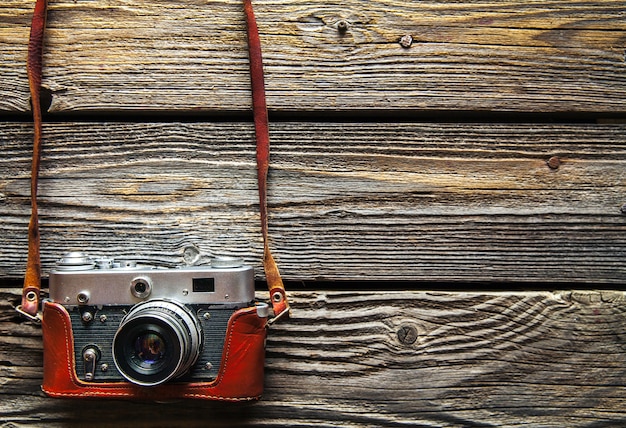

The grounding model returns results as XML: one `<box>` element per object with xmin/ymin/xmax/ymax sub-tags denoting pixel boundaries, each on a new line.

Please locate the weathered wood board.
<box><xmin>1</xmin><ymin>0</ymin><xmax>625</xmax><ymax>426</ymax></box>
<box><xmin>1</xmin><ymin>122</ymin><xmax>625</xmax><ymax>283</ymax></box>
<box><xmin>1</xmin><ymin>288</ymin><xmax>626</xmax><ymax>427</ymax></box>
<box><xmin>1</xmin><ymin>0</ymin><xmax>625</xmax><ymax>114</ymax></box>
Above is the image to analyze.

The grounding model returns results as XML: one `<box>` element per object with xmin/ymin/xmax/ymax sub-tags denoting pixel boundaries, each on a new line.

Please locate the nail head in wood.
<box><xmin>400</xmin><ymin>34</ymin><xmax>413</xmax><ymax>48</ymax></box>
<box><xmin>337</xmin><ymin>20</ymin><xmax>349</xmax><ymax>34</ymax></box>
<box><xmin>547</xmin><ymin>156</ymin><xmax>561</xmax><ymax>170</ymax></box>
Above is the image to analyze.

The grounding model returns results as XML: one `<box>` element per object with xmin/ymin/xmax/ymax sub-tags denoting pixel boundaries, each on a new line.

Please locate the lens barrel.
<box><xmin>113</xmin><ymin>299</ymin><xmax>203</xmax><ymax>386</ymax></box>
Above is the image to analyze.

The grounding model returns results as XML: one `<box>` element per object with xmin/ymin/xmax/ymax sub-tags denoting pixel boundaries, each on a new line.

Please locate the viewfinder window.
<box><xmin>192</xmin><ymin>278</ymin><xmax>215</xmax><ymax>293</ymax></box>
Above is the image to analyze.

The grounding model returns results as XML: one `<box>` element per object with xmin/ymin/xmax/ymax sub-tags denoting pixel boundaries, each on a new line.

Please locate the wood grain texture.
<box><xmin>1</xmin><ymin>121</ymin><xmax>625</xmax><ymax>283</ymax></box>
<box><xmin>1</xmin><ymin>288</ymin><xmax>626</xmax><ymax>427</ymax></box>
<box><xmin>1</xmin><ymin>0</ymin><xmax>625</xmax><ymax>114</ymax></box>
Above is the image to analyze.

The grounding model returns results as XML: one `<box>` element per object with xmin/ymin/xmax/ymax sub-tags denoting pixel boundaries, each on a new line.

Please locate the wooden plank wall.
<box><xmin>1</xmin><ymin>0</ymin><xmax>625</xmax><ymax>426</ymax></box>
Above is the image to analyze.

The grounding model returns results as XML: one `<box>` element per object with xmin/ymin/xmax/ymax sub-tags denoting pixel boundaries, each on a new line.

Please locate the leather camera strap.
<box><xmin>19</xmin><ymin>0</ymin><xmax>47</xmax><ymax>321</ymax></box>
<box><xmin>20</xmin><ymin>0</ymin><xmax>290</xmax><ymax>322</ymax></box>
<box><xmin>243</xmin><ymin>0</ymin><xmax>289</xmax><ymax>321</ymax></box>
<box><xmin>243</xmin><ymin>0</ymin><xmax>290</xmax><ymax>321</ymax></box>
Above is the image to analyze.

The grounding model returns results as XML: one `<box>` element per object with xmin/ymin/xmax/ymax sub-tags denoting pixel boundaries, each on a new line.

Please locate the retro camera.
<box><xmin>42</xmin><ymin>252</ymin><xmax>269</xmax><ymax>400</ymax></box>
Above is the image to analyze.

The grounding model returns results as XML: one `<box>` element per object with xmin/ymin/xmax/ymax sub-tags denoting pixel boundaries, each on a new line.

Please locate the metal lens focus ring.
<box><xmin>112</xmin><ymin>299</ymin><xmax>203</xmax><ymax>387</ymax></box>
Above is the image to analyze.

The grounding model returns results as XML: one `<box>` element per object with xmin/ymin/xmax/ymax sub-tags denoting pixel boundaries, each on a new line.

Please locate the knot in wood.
<box><xmin>397</xmin><ymin>325</ymin><xmax>418</xmax><ymax>345</ymax></box>
<box><xmin>183</xmin><ymin>245</ymin><xmax>201</xmax><ymax>265</ymax></box>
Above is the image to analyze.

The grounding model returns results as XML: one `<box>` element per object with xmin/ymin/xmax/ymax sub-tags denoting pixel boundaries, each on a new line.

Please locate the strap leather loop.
<box><xmin>22</xmin><ymin>0</ymin><xmax>290</xmax><ymax>322</ymax></box>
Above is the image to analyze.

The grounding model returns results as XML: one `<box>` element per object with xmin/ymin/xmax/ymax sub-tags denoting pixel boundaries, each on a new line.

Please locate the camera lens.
<box><xmin>134</xmin><ymin>332</ymin><xmax>165</xmax><ymax>366</ymax></box>
<box><xmin>113</xmin><ymin>300</ymin><xmax>202</xmax><ymax>386</ymax></box>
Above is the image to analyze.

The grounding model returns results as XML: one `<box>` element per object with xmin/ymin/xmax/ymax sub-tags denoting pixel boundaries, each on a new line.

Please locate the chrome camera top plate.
<box><xmin>49</xmin><ymin>252</ymin><xmax>255</xmax><ymax>306</ymax></box>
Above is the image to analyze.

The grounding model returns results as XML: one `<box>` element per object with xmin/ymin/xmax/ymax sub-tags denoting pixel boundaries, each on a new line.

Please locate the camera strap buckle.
<box><xmin>15</xmin><ymin>304</ymin><xmax>42</xmax><ymax>323</ymax></box>
<box><xmin>267</xmin><ymin>306</ymin><xmax>290</xmax><ymax>326</ymax></box>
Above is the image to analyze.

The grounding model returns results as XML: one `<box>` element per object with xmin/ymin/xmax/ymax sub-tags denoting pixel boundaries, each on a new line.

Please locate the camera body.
<box><xmin>42</xmin><ymin>252</ymin><xmax>268</xmax><ymax>401</ymax></box>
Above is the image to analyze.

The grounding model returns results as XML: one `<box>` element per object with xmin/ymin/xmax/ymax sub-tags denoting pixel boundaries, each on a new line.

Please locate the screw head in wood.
<box><xmin>336</xmin><ymin>20</ymin><xmax>349</xmax><ymax>34</ymax></box>
<box><xmin>547</xmin><ymin>156</ymin><xmax>561</xmax><ymax>169</ymax></box>
<box><xmin>399</xmin><ymin>34</ymin><xmax>413</xmax><ymax>48</ymax></box>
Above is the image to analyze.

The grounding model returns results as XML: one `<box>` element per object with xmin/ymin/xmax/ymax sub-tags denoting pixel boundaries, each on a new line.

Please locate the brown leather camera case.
<box><xmin>41</xmin><ymin>301</ymin><xmax>267</xmax><ymax>401</ymax></box>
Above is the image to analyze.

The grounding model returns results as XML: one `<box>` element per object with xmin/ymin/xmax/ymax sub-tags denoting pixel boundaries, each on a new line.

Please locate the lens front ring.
<box><xmin>112</xmin><ymin>299</ymin><xmax>203</xmax><ymax>387</ymax></box>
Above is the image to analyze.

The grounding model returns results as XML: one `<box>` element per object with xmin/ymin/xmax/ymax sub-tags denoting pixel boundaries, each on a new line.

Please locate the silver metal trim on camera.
<box><xmin>211</xmin><ymin>256</ymin><xmax>244</xmax><ymax>269</ymax></box>
<box><xmin>255</xmin><ymin>302</ymin><xmax>270</xmax><ymax>318</ymax></box>
<box><xmin>56</xmin><ymin>252</ymin><xmax>96</xmax><ymax>271</ymax></box>
<box><xmin>49</xmin><ymin>253</ymin><xmax>255</xmax><ymax>306</ymax></box>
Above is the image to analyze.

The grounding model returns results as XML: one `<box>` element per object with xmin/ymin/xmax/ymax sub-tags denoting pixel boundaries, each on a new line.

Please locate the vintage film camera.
<box><xmin>41</xmin><ymin>252</ymin><xmax>269</xmax><ymax>401</ymax></box>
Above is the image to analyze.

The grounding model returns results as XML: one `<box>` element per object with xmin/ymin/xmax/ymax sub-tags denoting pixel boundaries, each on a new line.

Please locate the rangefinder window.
<box><xmin>193</xmin><ymin>278</ymin><xmax>215</xmax><ymax>293</ymax></box>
